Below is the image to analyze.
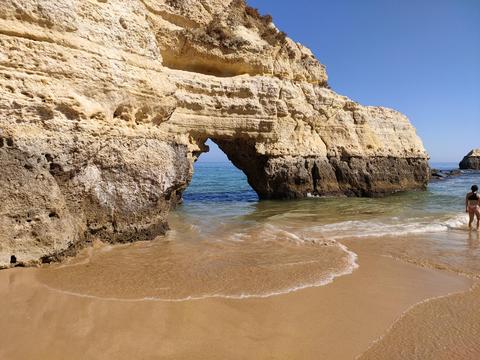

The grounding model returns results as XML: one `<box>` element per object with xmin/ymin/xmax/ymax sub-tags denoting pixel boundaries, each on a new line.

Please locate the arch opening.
<box><xmin>183</xmin><ymin>139</ymin><xmax>258</xmax><ymax>203</ymax></box>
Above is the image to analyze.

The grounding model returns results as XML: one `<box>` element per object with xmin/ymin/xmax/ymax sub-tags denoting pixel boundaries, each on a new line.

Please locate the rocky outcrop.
<box><xmin>459</xmin><ymin>149</ymin><xmax>480</xmax><ymax>170</ymax></box>
<box><xmin>0</xmin><ymin>0</ymin><xmax>429</xmax><ymax>267</ymax></box>
<box><xmin>430</xmin><ymin>168</ymin><xmax>462</xmax><ymax>180</ymax></box>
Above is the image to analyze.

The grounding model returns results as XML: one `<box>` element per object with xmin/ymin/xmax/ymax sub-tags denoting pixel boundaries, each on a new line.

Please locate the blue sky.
<box><xmin>201</xmin><ymin>0</ymin><xmax>480</xmax><ymax>163</ymax></box>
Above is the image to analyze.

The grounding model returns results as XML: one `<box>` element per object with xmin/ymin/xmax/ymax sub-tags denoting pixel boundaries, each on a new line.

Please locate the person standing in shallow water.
<box><xmin>466</xmin><ymin>185</ymin><xmax>480</xmax><ymax>230</ymax></box>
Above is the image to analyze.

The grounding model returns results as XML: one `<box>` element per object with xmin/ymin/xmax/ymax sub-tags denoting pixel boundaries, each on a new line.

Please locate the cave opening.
<box><xmin>183</xmin><ymin>139</ymin><xmax>258</xmax><ymax>203</ymax></box>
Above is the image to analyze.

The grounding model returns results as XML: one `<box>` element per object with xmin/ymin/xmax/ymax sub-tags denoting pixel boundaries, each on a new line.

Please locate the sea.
<box><xmin>36</xmin><ymin>160</ymin><xmax>480</xmax><ymax>301</ymax></box>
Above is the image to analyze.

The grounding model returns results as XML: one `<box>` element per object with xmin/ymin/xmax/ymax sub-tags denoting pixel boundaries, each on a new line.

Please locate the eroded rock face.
<box><xmin>0</xmin><ymin>0</ymin><xmax>429</xmax><ymax>266</ymax></box>
<box><xmin>459</xmin><ymin>149</ymin><xmax>480</xmax><ymax>170</ymax></box>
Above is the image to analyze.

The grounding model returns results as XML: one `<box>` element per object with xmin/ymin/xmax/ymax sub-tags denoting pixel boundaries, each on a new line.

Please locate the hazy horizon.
<box><xmin>204</xmin><ymin>0</ymin><xmax>480</xmax><ymax>163</ymax></box>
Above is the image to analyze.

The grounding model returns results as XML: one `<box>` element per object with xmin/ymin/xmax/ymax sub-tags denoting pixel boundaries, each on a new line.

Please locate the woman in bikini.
<box><xmin>466</xmin><ymin>185</ymin><xmax>480</xmax><ymax>230</ymax></box>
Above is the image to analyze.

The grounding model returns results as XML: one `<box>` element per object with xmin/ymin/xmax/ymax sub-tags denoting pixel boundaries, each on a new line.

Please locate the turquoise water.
<box><xmin>37</xmin><ymin>161</ymin><xmax>480</xmax><ymax>301</ymax></box>
<box><xmin>178</xmin><ymin>160</ymin><xmax>480</xmax><ymax>280</ymax></box>
<box><xmin>184</xmin><ymin>162</ymin><xmax>258</xmax><ymax>203</ymax></box>
<box><xmin>182</xmin><ymin>161</ymin><xmax>479</xmax><ymax>231</ymax></box>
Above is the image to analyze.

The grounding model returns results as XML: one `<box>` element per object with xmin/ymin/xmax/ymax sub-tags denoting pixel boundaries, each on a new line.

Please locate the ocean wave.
<box><xmin>306</xmin><ymin>213</ymin><xmax>468</xmax><ymax>240</ymax></box>
<box><xmin>227</xmin><ymin>223</ymin><xmax>339</xmax><ymax>247</ymax></box>
<box><xmin>40</xmin><ymin>224</ymin><xmax>359</xmax><ymax>302</ymax></box>
<box><xmin>41</xmin><ymin>246</ymin><xmax>359</xmax><ymax>303</ymax></box>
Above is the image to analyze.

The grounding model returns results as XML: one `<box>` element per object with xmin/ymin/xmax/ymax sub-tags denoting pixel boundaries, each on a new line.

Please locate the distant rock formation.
<box><xmin>0</xmin><ymin>0</ymin><xmax>429</xmax><ymax>267</ymax></box>
<box><xmin>459</xmin><ymin>149</ymin><xmax>480</xmax><ymax>170</ymax></box>
<box><xmin>430</xmin><ymin>169</ymin><xmax>462</xmax><ymax>180</ymax></box>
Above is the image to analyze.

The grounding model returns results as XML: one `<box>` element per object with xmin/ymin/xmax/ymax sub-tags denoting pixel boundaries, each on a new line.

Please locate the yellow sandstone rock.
<box><xmin>0</xmin><ymin>0</ymin><xmax>429</xmax><ymax>267</ymax></box>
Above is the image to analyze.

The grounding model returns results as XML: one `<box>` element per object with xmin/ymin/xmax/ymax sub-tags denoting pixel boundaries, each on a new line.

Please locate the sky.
<box><xmin>201</xmin><ymin>0</ymin><xmax>480</xmax><ymax>163</ymax></box>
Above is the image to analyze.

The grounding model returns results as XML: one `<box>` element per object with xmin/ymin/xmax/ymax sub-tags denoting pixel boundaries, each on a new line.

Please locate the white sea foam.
<box><xmin>42</xmin><ymin>212</ymin><xmax>467</xmax><ymax>302</ymax></box>
<box><xmin>305</xmin><ymin>213</ymin><xmax>468</xmax><ymax>240</ymax></box>
<box><xmin>41</xmin><ymin>235</ymin><xmax>359</xmax><ymax>302</ymax></box>
<box><xmin>42</xmin><ymin>248</ymin><xmax>358</xmax><ymax>302</ymax></box>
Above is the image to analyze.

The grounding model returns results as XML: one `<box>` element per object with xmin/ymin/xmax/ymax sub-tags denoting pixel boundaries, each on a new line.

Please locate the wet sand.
<box><xmin>360</xmin><ymin>284</ymin><xmax>480</xmax><ymax>360</ymax></box>
<box><xmin>0</xmin><ymin>244</ymin><xmax>474</xmax><ymax>360</ymax></box>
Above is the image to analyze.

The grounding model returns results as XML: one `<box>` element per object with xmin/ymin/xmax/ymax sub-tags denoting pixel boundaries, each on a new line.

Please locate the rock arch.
<box><xmin>197</xmin><ymin>135</ymin><xmax>429</xmax><ymax>201</ymax></box>
<box><xmin>0</xmin><ymin>0</ymin><xmax>429</xmax><ymax>267</ymax></box>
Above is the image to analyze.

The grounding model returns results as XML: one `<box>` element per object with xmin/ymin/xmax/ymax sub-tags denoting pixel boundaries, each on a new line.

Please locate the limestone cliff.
<box><xmin>459</xmin><ymin>149</ymin><xmax>480</xmax><ymax>170</ymax></box>
<box><xmin>0</xmin><ymin>0</ymin><xmax>429</xmax><ymax>267</ymax></box>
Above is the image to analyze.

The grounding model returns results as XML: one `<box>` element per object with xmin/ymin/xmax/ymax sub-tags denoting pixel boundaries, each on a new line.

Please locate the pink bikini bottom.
<box><xmin>468</xmin><ymin>205</ymin><xmax>480</xmax><ymax>214</ymax></box>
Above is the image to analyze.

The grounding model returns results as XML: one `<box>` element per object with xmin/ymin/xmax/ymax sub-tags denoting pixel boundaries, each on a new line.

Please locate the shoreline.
<box><xmin>359</xmin><ymin>283</ymin><xmax>480</xmax><ymax>360</ymax></box>
<box><xmin>35</xmin><ymin>240</ymin><xmax>359</xmax><ymax>303</ymax></box>
<box><xmin>357</xmin><ymin>283</ymin><xmax>479</xmax><ymax>359</ymax></box>
<box><xmin>0</xmin><ymin>241</ymin><xmax>474</xmax><ymax>360</ymax></box>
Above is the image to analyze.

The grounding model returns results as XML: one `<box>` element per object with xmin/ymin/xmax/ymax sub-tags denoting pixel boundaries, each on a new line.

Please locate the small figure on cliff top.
<box><xmin>466</xmin><ymin>185</ymin><xmax>480</xmax><ymax>230</ymax></box>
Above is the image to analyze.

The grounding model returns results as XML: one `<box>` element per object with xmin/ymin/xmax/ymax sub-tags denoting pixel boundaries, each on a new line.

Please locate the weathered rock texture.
<box><xmin>0</xmin><ymin>0</ymin><xmax>428</xmax><ymax>267</ymax></box>
<box><xmin>459</xmin><ymin>149</ymin><xmax>480</xmax><ymax>170</ymax></box>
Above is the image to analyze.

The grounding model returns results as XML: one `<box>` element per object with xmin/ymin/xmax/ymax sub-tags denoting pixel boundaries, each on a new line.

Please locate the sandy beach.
<box><xmin>0</xmin><ymin>0</ymin><xmax>478</xmax><ymax>358</ymax></box>
<box><xmin>360</xmin><ymin>284</ymin><xmax>480</xmax><ymax>360</ymax></box>
<box><xmin>0</xmin><ymin>241</ymin><xmax>475</xmax><ymax>360</ymax></box>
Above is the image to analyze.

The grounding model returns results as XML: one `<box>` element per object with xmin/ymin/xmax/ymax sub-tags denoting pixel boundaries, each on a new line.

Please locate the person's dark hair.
<box><xmin>472</xmin><ymin>185</ymin><xmax>479</xmax><ymax>192</ymax></box>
